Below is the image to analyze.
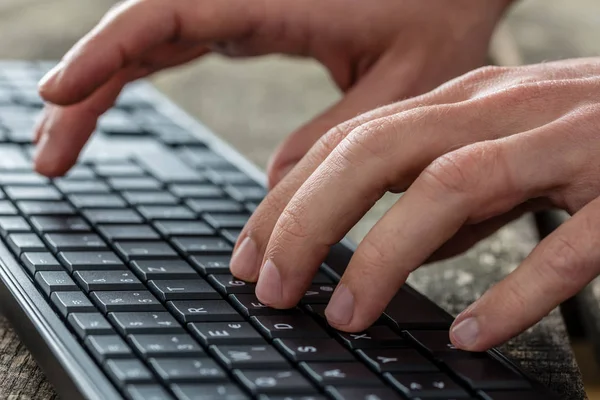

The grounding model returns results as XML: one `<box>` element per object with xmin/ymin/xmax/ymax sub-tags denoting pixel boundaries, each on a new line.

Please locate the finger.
<box><xmin>265</xmin><ymin>54</ymin><xmax>470</xmax><ymax>188</ymax></box>
<box><xmin>34</xmin><ymin>68</ymin><xmax>137</xmax><ymax>176</ymax></box>
<box><xmin>450</xmin><ymin>196</ymin><xmax>600</xmax><ymax>351</ymax></box>
<box><xmin>254</xmin><ymin>80</ymin><xmax>593</xmax><ymax>310</ymax></box>
<box><xmin>38</xmin><ymin>0</ymin><xmax>262</xmax><ymax>105</ymax></box>
<box><xmin>39</xmin><ymin>0</ymin><xmax>329</xmax><ymax>106</ymax></box>
<box><xmin>231</xmin><ymin>61</ymin><xmax>472</xmax><ymax>282</ymax></box>
<box><xmin>322</xmin><ymin>113</ymin><xmax>586</xmax><ymax>331</ymax></box>
<box><xmin>426</xmin><ymin>200</ymin><xmax>547</xmax><ymax>263</ymax></box>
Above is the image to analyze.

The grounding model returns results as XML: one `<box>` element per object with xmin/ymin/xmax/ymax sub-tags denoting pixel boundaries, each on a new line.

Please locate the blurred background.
<box><xmin>1</xmin><ymin>0</ymin><xmax>600</xmax><ymax>397</ymax></box>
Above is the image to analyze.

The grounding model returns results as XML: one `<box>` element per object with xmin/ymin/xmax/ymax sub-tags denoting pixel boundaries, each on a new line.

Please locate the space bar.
<box><xmin>136</xmin><ymin>151</ymin><xmax>201</xmax><ymax>182</ymax></box>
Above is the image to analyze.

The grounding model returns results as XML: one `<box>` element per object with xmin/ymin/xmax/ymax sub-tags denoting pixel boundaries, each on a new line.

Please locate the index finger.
<box><xmin>39</xmin><ymin>0</ymin><xmax>260</xmax><ymax>105</ymax></box>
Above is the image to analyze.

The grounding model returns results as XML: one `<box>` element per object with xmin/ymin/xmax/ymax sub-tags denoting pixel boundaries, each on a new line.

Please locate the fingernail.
<box><xmin>230</xmin><ymin>237</ymin><xmax>259</xmax><ymax>280</ymax></box>
<box><xmin>255</xmin><ymin>259</ymin><xmax>282</xmax><ymax>305</ymax></box>
<box><xmin>325</xmin><ymin>283</ymin><xmax>354</xmax><ymax>326</ymax></box>
<box><xmin>451</xmin><ymin>317</ymin><xmax>480</xmax><ymax>348</ymax></box>
<box><xmin>38</xmin><ymin>62</ymin><xmax>64</xmax><ymax>91</ymax></box>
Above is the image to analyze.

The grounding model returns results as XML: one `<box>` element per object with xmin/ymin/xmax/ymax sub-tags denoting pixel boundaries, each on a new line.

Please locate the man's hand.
<box><xmin>230</xmin><ymin>58</ymin><xmax>600</xmax><ymax>351</ymax></box>
<box><xmin>35</xmin><ymin>0</ymin><xmax>510</xmax><ymax>182</ymax></box>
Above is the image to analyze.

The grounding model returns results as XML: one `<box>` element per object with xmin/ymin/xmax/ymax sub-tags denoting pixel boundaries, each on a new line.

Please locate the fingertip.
<box><xmin>450</xmin><ymin>316</ymin><xmax>490</xmax><ymax>351</ymax></box>
<box><xmin>33</xmin><ymin>134</ymin><xmax>76</xmax><ymax>178</ymax></box>
<box><xmin>230</xmin><ymin>236</ymin><xmax>260</xmax><ymax>282</ymax></box>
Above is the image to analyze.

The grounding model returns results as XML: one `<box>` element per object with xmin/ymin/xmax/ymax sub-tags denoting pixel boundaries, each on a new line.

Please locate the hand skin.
<box><xmin>34</xmin><ymin>0</ymin><xmax>511</xmax><ymax>184</ymax></box>
<box><xmin>231</xmin><ymin>58</ymin><xmax>600</xmax><ymax>351</ymax></box>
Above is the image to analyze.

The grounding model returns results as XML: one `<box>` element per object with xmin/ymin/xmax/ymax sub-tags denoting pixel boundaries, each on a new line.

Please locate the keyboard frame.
<box><xmin>0</xmin><ymin>64</ymin><xmax>560</xmax><ymax>400</ymax></box>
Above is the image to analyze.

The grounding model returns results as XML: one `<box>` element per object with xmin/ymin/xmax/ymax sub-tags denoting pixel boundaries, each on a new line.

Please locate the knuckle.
<box><xmin>539</xmin><ymin>234</ymin><xmax>588</xmax><ymax>288</ymax></box>
<box><xmin>341</xmin><ymin>117</ymin><xmax>396</xmax><ymax>161</ymax></box>
<box><xmin>421</xmin><ymin>143</ymin><xmax>496</xmax><ymax>196</ymax></box>
<box><xmin>458</xmin><ymin>65</ymin><xmax>512</xmax><ymax>88</ymax></box>
<box><xmin>319</xmin><ymin>124</ymin><xmax>352</xmax><ymax>156</ymax></box>
<box><xmin>272</xmin><ymin>203</ymin><xmax>311</xmax><ymax>245</ymax></box>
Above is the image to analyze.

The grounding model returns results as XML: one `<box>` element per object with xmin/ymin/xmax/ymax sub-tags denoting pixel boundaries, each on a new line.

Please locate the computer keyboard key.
<box><xmin>8</xmin><ymin>233</ymin><xmax>47</xmax><ymax>254</ymax></box>
<box><xmin>171</xmin><ymin>383</ymin><xmax>249</xmax><ymax>400</ymax></box>
<box><xmin>212</xmin><ymin>344</ymin><xmax>289</xmax><ymax>369</ymax></box>
<box><xmin>189</xmin><ymin>322</ymin><xmax>265</xmax><ymax>346</ymax></box>
<box><xmin>385</xmin><ymin>288</ymin><xmax>452</xmax><ymax>330</ymax></box>
<box><xmin>405</xmin><ymin>330</ymin><xmax>479</xmax><ymax>357</ymax></box>
<box><xmin>51</xmin><ymin>291</ymin><xmax>96</xmax><ymax>317</ymax></box>
<box><xmin>206</xmin><ymin>170</ymin><xmax>253</xmax><ymax>185</ymax></box>
<box><xmin>21</xmin><ymin>252</ymin><xmax>62</xmax><ymax>275</ymax></box>
<box><xmin>85</xmin><ymin>335</ymin><xmax>133</xmax><ymax>362</ymax></box>
<box><xmin>154</xmin><ymin>220</ymin><xmax>214</xmax><ymax>237</ymax></box>
<box><xmin>35</xmin><ymin>271</ymin><xmax>78</xmax><ymax>296</ymax></box>
<box><xmin>58</xmin><ymin>251</ymin><xmax>126</xmax><ymax>272</ymax></box>
<box><xmin>44</xmin><ymin>233</ymin><xmax>108</xmax><ymax>252</ymax></box>
<box><xmin>167</xmin><ymin>300</ymin><xmax>243</xmax><ymax>323</ymax></box>
<box><xmin>233</xmin><ymin>369</ymin><xmax>316</xmax><ymax>396</ymax></box>
<box><xmin>385</xmin><ymin>373</ymin><xmax>469</xmax><ymax>398</ymax></box>
<box><xmin>479</xmin><ymin>390</ymin><xmax>550</xmax><ymax>400</ymax></box>
<box><xmin>224</xmin><ymin>185</ymin><xmax>266</xmax><ymax>203</ymax></box>
<box><xmin>138</xmin><ymin>205</ymin><xmax>195</xmax><ymax>220</ymax></box>
<box><xmin>326</xmin><ymin>387</ymin><xmax>401</xmax><ymax>400</ymax></box>
<box><xmin>171</xmin><ymin>184</ymin><xmax>223</xmax><ymax>199</ymax></box>
<box><xmin>30</xmin><ymin>216</ymin><xmax>91</xmax><ymax>233</ymax></box>
<box><xmin>230</xmin><ymin>294</ymin><xmax>299</xmax><ymax>318</ymax></box>
<box><xmin>0</xmin><ymin>200</ymin><xmax>18</xmax><ymax>215</ymax></box>
<box><xmin>108</xmin><ymin>312</ymin><xmax>183</xmax><ymax>335</ymax></box>
<box><xmin>129</xmin><ymin>334</ymin><xmax>205</xmax><ymax>358</ymax></box>
<box><xmin>61</xmin><ymin>165</ymin><xmax>96</xmax><ymax>180</ymax></box>
<box><xmin>441</xmin><ymin>357</ymin><xmax>530</xmax><ymax>390</ymax></box>
<box><xmin>17</xmin><ymin>200</ymin><xmax>75</xmax><ymax>215</ymax></box>
<box><xmin>137</xmin><ymin>151</ymin><xmax>204</xmax><ymax>183</ymax></box>
<box><xmin>105</xmin><ymin>359</ymin><xmax>154</xmax><ymax>388</ymax></box>
<box><xmin>149</xmin><ymin>357</ymin><xmax>226</xmax><ymax>383</ymax></box>
<box><xmin>83</xmin><ymin>209</ymin><xmax>143</xmax><ymax>224</ymax></box>
<box><xmin>123</xmin><ymin>191</ymin><xmax>179</xmax><ymax>205</ymax></box>
<box><xmin>301</xmin><ymin>284</ymin><xmax>336</xmax><ymax>303</ymax></box>
<box><xmin>148</xmin><ymin>279</ymin><xmax>220</xmax><ymax>301</ymax></box>
<box><xmin>203</xmin><ymin>213</ymin><xmax>251</xmax><ymax>230</ymax></box>
<box><xmin>0</xmin><ymin>216</ymin><xmax>30</xmax><ymax>236</ymax></box>
<box><xmin>299</xmin><ymin>362</ymin><xmax>382</xmax><ymax>387</ymax></box>
<box><xmin>0</xmin><ymin>172</ymin><xmax>48</xmax><ymax>185</ymax></box>
<box><xmin>312</xmin><ymin>271</ymin><xmax>334</xmax><ymax>284</ymax></box>
<box><xmin>115</xmin><ymin>241</ymin><xmax>178</xmax><ymax>261</ymax></box>
<box><xmin>0</xmin><ymin>145</ymin><xmax>31</xmax><ymax>170</ymax></box>
<box><xmin>67</xmin><ymin>313</ymin><xmax>114</xmax><ymax>338</ymax></box>
<box><xmin>335</xmin><ymin>326</ymin><xmax>407</xmax><ymax>349</ymax></box>
<box><xmin>109</xmin><ymin>177</ymin><xmax>162</xmax><ymax>191</ymax></box>
<box><xmin>125</xmin><ymin>384</ymin><xmax>173</xmax><ymax>400</ymax></box>
<box><xmin>185</xmin><ymin>199</ymin><xmax>243</xmax><ymax>214</ymax></box>
<box><xmin>171</xmin><ymin>237</ymin><xmax>232</xmax><ymax>255</ymax></box>
<box><xmin>97</xmin><ymin>224</ymin><xmax>160</xmax><ymax>241</ymax></box>
<box><xmin>208</xmin><ymin>274</ymin><xmax>256</xmax><ymax>295</ymax></box>
<box><xmin>189</xmin><ymin>256</ymin><xmax>231</xmax><ymax>275</ymax></box>
<box><xmin>68</xmin><ymin>194</ymin><xmax>126</xmax><ymax>208</ymax></box>
<box><xmin>356</xmin><ymin>348</ymin><xmax>438</xmax><ymax>373</ymax></box>
<box><xmin>55</xmin><ymin>180</ymin><xmax>111</xmax><ymax>194</ymax></box>
<box><xmin>274</xmin><ymin>339</ymin><xmax>354</xmax><ymax>363</ymax></box>
<box><xmin>94</xmin><ymin>163</ymin><xmax>145</xmax><ymax>177</ymax></box>
<box><xmin>251</xmin><ymin>316</ymin><xmax>328</xmax><ymax>339</ymax></box>
<box><xmin>130</xmin><ymin>260</ymin><xmax>198</xmax><ymax>281</ymax></box>
<box><xmin>74</xmin><ymin>270</ymin><xmax>144</xmax><ymax>292</ymax></box>
<box><xmin>5</xmin><ymin>186</ymin><xmax>62</xmax><ymax>200</ymax></box>
<box><xmin>258</xmin><ymin>396</ymin><xmax>326</xmax><ymax>400</ymax></box>
<box><xmin>91</xmin><ymin>291</ymin><xmax>163</xmax><ymax>313</ymax></box>
<box><xmin>221</xmin><ymin>229</ymin><xmax>242</xmax><ymax>243</ymax></box>
<box><xmin>177</xmin><ymin>148</ymin><xmax>233</xmax><ymax>169</ymax></box>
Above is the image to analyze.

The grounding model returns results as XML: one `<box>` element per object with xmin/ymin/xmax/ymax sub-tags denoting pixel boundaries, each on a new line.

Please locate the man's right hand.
<box><xmin>35</xmin><ymin>0</ymin><xmax>511</xmax><ymax>185</ymax></box>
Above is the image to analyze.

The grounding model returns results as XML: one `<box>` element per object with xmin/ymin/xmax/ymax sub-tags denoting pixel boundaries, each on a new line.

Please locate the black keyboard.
<box><xmin>0</xmin><ymin>61</ymin><xmax>558</xmax><ymax>400</ymax></box>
